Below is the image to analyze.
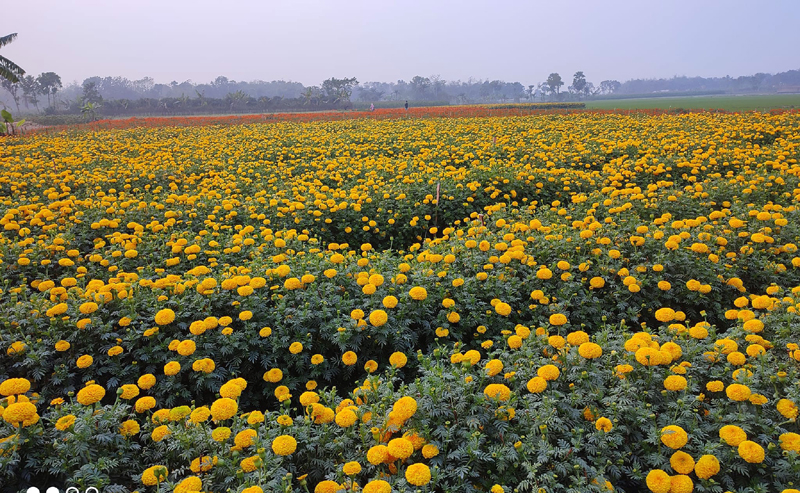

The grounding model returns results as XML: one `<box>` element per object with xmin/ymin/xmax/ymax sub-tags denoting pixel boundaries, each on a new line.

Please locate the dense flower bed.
<box><xmin>1</xmin><ymin>112</ymin><xmax>800</xmax><ymax>492</ymax></box>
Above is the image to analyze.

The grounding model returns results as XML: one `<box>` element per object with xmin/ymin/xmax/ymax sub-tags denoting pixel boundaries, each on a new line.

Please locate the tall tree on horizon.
<box><xmin>0</xmin><ymin>33</ymin><xmax>25</xmax><ymax>83</ymax></box>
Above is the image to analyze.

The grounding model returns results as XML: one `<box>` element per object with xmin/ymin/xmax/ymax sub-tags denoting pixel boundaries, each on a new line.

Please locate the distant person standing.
<box><xmin>404</xmin><ymin>100</ymin><xmax>409</xmax><ymax>111</ymax></box>
<box><xmin>370</xmin><ymin>103</ymin><xmax>375</xmax><ymax>112</ymax></box>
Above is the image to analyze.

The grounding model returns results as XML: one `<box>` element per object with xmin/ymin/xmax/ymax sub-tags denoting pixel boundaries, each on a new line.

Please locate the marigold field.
<box><xmin>1</xmin><ymin>111</ymin><xmax>800</xmax><ymax>493</ymax></box>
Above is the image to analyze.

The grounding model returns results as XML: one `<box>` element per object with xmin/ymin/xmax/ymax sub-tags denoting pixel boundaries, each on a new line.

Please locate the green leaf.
<box><xmin>1</xmin><ymin>109</ymin><xmax>12</xmax><ymax>123</ymax></box>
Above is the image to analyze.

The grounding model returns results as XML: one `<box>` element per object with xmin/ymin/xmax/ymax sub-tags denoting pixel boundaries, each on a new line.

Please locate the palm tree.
<box><xmin>0</xmin><ymin>33</ymin><xmax>25</xmax><ymax>83</ymax></box>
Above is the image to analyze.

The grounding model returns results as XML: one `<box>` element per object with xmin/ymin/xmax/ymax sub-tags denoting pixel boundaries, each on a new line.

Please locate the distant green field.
<box><xmin>586</xmin><ymin>94</ymin><xmax>800</xmax><ymax>111</ymax></box>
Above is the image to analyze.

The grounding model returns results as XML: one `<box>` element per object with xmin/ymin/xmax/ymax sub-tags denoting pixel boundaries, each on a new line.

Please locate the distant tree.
<box><xmin>410</xmin><ymin>76</ymin><xmax>431</xmax><ymax>99</ymax></box>
<box><xmin>321</xmin><ymin>77</ymin><xmax>358</xmax><ymax>102</ymax></box>
<box><xmin>546</xmin><ymin>73</ymin><xmax>563</xmax><ymax>95</ymax></box>
<box><xmin>81</xmin><ymin>101</ymin><xmax>100</xmax><ymax>122</ymax></box>
<box><xmin>81</xmin><ymin>81</ymin><xmax>103</xmax><ymax>105</ymax></box>
<box><xmin>599</xmin><ymin>80</ymin><xmax>621</xmax><ymax>94</ymax></box>
<box><xmin>225</xmin><ymin>90</ymin><xmax>248</xmax><ymax>111</ymax></box>
<box><xmin>526</xmin><ymin>85</ymin><xmax>535</xmax><ymax>101</ymax></box>
<box><xmin>430</xmin><ymin>74</ymin><xmax>445</xmax><ymax>100</ymax></box>
<box><xmin>572</xmin><ymin>72</ymin><xmax>587</xmax><ymax>98</ymax></box>
<box><xmin>579</xmin><ymin>82</ymin><xmax>598</xmax><ymax>99</ymax></box>
<box><xmin>537</xmin><ymin>82</ymin><xmax>550</xmax><ymax>101</ymax></box>
<box><xmin>36</xmin><ymin>72</ymin><xmax>62</xmax><ymax>109</ymax></box>
<box><xmin>1</xmin><ymin>78</ymin><xmax>21</xmax><ymax>113</ymax></box>
<box><xmin>0</xmin><ymin>33</ymin><xmax>25</xmax><ymax>83</ymax></box>
<box><xmin>20</xmin><ymin>75</ymin><xmax>41</xmax><ymax>111</ymax></box>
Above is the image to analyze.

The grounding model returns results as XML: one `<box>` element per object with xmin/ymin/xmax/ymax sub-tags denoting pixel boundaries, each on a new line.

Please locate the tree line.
<box><xmin>2</xmin><ymin>30</ymin><xmax>799</xmax><ymax>121</ymax></box>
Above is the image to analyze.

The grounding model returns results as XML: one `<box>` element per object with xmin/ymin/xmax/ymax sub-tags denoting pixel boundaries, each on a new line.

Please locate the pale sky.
<box><xmin>3</xmin><ymin>0</ymin><xmax>800</xmax><ymax>87</ymax></box>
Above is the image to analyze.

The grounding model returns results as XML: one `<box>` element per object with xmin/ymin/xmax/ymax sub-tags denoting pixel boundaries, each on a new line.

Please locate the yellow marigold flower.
<box><xmin>590</xmin><ymin>276</ymin><xmax>605</xmax><ymax>288</ymax></box>
<box><xmin>548</xmin><ymin>335</ymin><xmax>566</xmax><ymax>349</ymax></box>
<box><xmin>566</xmin><ymin>331</ymin><xmax>589</xmax><ymax>346</ymax></box>
<box><xmin>210</xmin><ymin>397</ymin><xmax>237</xmax><ymax>421</ymax></box>
<box><xmin>393</xmin><ymin>396</ymin><xmax>418</xmax><ymax>421</ymax></box>
<box><xmin>669</xmin><ymin>450</ymin><xmax>695</xmax><ymax>474</ymax></box>
<box><xmin>367</xmin><ymin>444</ymin><xmax>389</xmax><ymax>465</ymax></box>
<box><xmin>141</xmin><ymin>465</ymin><xmax>168</xmax><ymax>486</ymax></box>
<box><xmin>264</xmin><ymin>368</ymin><xmax>283</xmax><ymax>383</ymax></box>
<box><xmin>779</xmin><ymin>432</ymin><xmax>800</xmax><ymax>452</ymax></box>
<box><xmin>135</xmin><ymin>396</ymin><xmax>156</xmax><ymax>413</ymax></box>
<box><xmin>387</xmin><ymin>437</ymin><xmax>414</xmax><ymax>459</ymax></box>
<box><xmin>507</xmin><ymin>335</ymin><xmax>522</xmax><ymax>349</ymax></box>
<box><xmin>137</xmin><ymin>374</ymin><xmax>156</xmax><ymax>390</ymax></box>
<box><xmin>0</xmin><ymin>378</ymin><xmax>31</xmax><ymax>396</ymax></box>
<box><xmin>409</xmin><ymin>286</ymin><xmax>427</xmax><ymax>300</ymax></box>
<box><xmin>234</xmin><ymin>428</ymin><xmax>257</xmax><ymax>448</ymax></box>
<box><xmin>152</xmin><ymin>409</ymin><xmax>170</xmax><ymax>423</ymax></box>
<box><xmin>119</xmin><ymin>419</ymin><xmax>140</xmax><ymax>437</ymax></box>
<box><xmin>190</xmin><ymin>406</ymin><xmax>211</xmax><ymax>424</ymax></box>
<box><xmin>335</xmin><ymin>408</ymin><xmax>358</xmax><ymax>427</ymax></box>
<box><xmin>55</xmin><ymin>414</ymin><xmax>76</xmax><ymax>431</ymax></box>
<box><xmin>389</xmin><ymin>351</ymin><xmax>408</xmax><ymax>368</ymax></box>
<box><xmin>694</xmin><ymin>454</ymin><xmax>720</xmax><ymax>479</ymax></box>
<box><xmin>343</xmin><ymin>461</ymin><xmax>362</xmax><ymax>475</ymax></box>
<box><xmin>315</xmin><ymin>481</ymin><xmax>341</xmax><ymax>493</ymax></box>
<box><xmin>311</xmin><ymin>354</ymin><xmax>324</xmax><ymax>365</ymax></box>
<box><xmin>164</xmin><ymin>361</ymin><xmax>181</xmax><ymax>376</ymax></box>
<box><xmin>719</xmin><ymin>425</ymin><xmax>747</xmax><ymax>446</ymax></box>
<box><xmin>743</xmin><ymin>319</ymin><xmax>764</xmax><ymax>333</ymax></box>
<box><xmin>154</xmin><ymin>308</ymin><xmax>176</xmax><ymax>325</ymax></box>
<box><xmin>382</xmin><ymin>295</ymin><xmax>399</xmax><ymax>308</ymax></box>
<box><xmin>725</xmin><ymin>383</ymin><xmax>751</xmax><ymax>402</ymax></box>
<box><xmin>645</xmin><ymin>469</ymin><xmax>671</xmax><ymax>493</ymax></box>
<box><xmin>705</xmin><ymin>381</ymin><xmax>724</xmax><ymax>393</ymax></box>
<box><xmin>299</xmin><ymin>391</ymin><xmax>319</xmax><ymax>407</ymax></box>
<box><xmin>369</xmin><ymin>309</ymin><xmax>388</xmax><ymax>327</ymax></box>
<box><xmin>526</xmin><ymin>376</ymin><xmax>548</xmax><ymax>394</ymax></box>
<box><xmin>635</xmin><ymin>347</ymin><xmax>662</xmax><ymax>366</ymax></box>
<box><xmin>663</xmin><ymin>375</ymin><xmax>687</xmax><ymax>391</ymax></box>
<box><xmin>240</xmin><ymin>455</ymin><xmax>261</xmax><ymax>473</ymax></box>
<box><xmin>549</xmin><ymin>313</ymin><xmax>567</xmax><ymax>326</ymax></box>
<box><xmin>660</xmin><ymin>425</ymin><xmax>688</xmax><ymax>449</ymax></box>
<box><xmin>342</xmin><ymin>351</ymin><xmax>358</xmax><ymax>366</ymax></box>
<box><xmin>79</xmin><ymin>302</ymin><xmax>99</xmax><ymax>315</ymax></box>
<box><xmin>272</xmin><ymin>434</ymin><xmax>297</xmax><ymax>456</ymax></box>
<box><xmin>211</xmin><ymin>426</ymin><xmax>231</xmax><ymax>442</ymax></box>
<box><xmin>777</xmin><ymin>399</ymin><xmax>799</xmax><ymax>420</ymax></box>
<box><xmin>405</xmin><ymin>463</ymin><xmax>431</xmax><ymax>486</ymax></box>
<box><xmin>363</xmin><ymin>480</ymin><xmax>391</xmax><ymax>493</ymax></box>
<box><xmin>76</xmin><ymin>354</ymin><xmax>93</xmax><ymax>369</ymax></box>
<box><xmin>289</xmin><ymin>342</ymin><xmax>303</xmax><ymax>354</ymax></box>
<box><xmin>485</xmin><ymin>359</ymin><xmax>504</xmax><ymax>377</ymax></box>
<box><xmin>190</xmin><ymin>455</ymin><xmax>217</xmax><ymax>473</ymax></box>
<box><xmin>495</xmin><ymin>302</ymin><xmax>512</xmax><ymax>316</ymax></box>
<box><xmin>364</xmin><ymin>360</ymin><xmax>378</xmax><ymax>373</ymax></box>
<box><xmin>615</xmin><ymin>364</ymin><xmax>633</xmax><ymax>379</ymax></box>
<box><xmin>55</xmin><ymin>340</ymin><xmax>71</xmax><ymax>352</ymax></box>
<box><xmin>177</xmin><ymin>340</ymin><xmax>196</xmax><ymax>356</ymax></box>
<box><xmin>422</xmin><ymin>444</ymin><xmax>439</xmax><ymax>458</ymax></box>
<box><xmin>76</xmin><ymin>384</ymin><xmax>105</xmax><ymax>405</ymax></box>
<box><xmin>484</xmin><ymin>383</ymin><xmax>512</xmax><ymax>401</ymax></box>
<box><xmin>654</xmin><ymin>308</ymin><xmax>675</xmax><ymax>323</ymax></box>
<box><xmin>174</xmin><ymin>476</ymin><xmax>202</xmax><ymax>493</ymax></box>
<box><xmin>46</xmin><ymin>303</ymin><xmax>68</xmax><ymax>318</ymax></box>
<box><xmin>578</xmin><ymin>342</ymin><xmax>602</xmax><ymax>359</ymax></box>
<box><xmin>669</xmin><ymin>475</ymin><xmax>693</xmax><ymax>493</ymax></box>
<box><xmin>737</xmin><ymin>440</ymin><xmax>765</xmax><ymax>463</ymax></box>
<box><xmin>595</xmin><ymin>417</ymin><xmax>612</xmax><ymax>432</ymax></box>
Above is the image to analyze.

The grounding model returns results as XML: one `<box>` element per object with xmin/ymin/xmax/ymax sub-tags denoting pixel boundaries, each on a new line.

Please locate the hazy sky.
<box><xmin>4</xmin><ymin>0</ymin><xmax>800</xmax><ymax>87</ymax></box>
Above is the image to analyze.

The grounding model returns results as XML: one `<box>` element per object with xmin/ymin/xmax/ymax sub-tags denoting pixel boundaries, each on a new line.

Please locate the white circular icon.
<box><xmin>26</xmin><ymin>488</ymin><xmax>40</xmax><ymax>493</ymax></box>
<box><xmin>46</xmin><ymin>488</ymin><xmax>60</xmax><ymax>493</ymax></box>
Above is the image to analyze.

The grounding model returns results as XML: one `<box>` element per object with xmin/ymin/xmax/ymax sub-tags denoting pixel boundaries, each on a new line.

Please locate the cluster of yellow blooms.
<box><xmin>2</xmin><ymin>111</ymin><xmax>800</xmax><ymax>492</ymax></box>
